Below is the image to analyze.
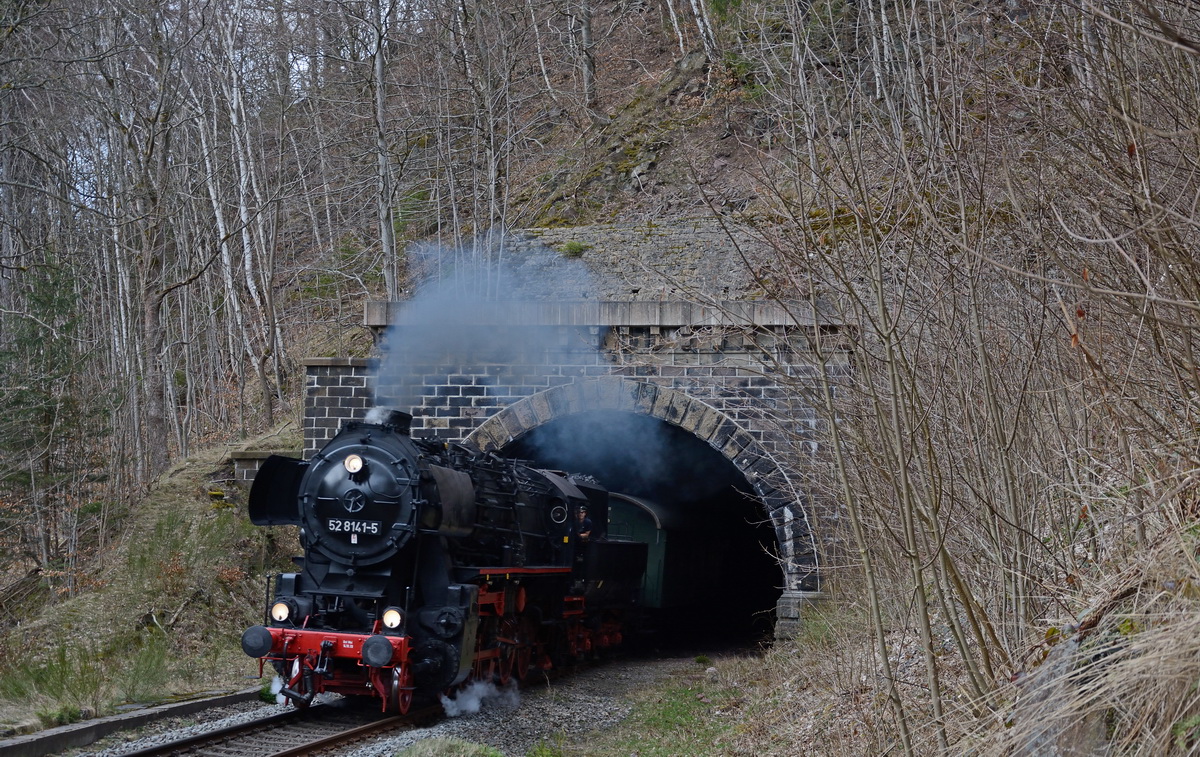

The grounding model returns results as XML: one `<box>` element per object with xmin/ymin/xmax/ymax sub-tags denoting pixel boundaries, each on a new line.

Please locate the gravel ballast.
<box><xmin>64</xmin><ymin>655</ymin><xmax>690</xmax><ymax>757</ymax></box>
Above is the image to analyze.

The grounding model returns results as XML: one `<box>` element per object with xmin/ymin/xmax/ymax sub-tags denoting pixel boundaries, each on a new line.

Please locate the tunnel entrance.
<box><xmin>502</xmin><ymin>410</ymin><xmax>782</xmax><ymax>644</ymax></box>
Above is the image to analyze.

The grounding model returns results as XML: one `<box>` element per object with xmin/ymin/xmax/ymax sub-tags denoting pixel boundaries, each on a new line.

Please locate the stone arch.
<box><xmin>465</xmin><ymin>376</ymin><xmax>820</xmax><ymax>600</ymax></box>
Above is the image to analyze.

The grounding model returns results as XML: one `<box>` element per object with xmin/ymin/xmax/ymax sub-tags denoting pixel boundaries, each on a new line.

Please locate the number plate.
<box><xmin>327</xmin><ymin>519</ymin><xmax>382</xmax><ymax>535</ymax></box>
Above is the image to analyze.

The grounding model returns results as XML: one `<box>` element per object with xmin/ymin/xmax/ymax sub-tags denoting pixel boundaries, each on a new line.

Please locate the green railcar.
<box><xmin>607</xmin><ymin>492</ymin><xmax>735</xmax><ymax>612</ymax></box>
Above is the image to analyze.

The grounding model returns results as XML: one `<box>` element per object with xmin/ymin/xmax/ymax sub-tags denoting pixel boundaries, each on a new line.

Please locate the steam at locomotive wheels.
<box><xmin>240</xmin><ymin>409</ymin><xmax>648</xmax><ymax>713</ymax></box>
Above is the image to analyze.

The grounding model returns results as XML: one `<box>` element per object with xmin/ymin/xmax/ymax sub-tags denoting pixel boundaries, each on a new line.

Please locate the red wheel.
<box><xmin>287</xmin><ymin>660</ymin><xmax>312</xmax><ymax>709</ymax></box>
<box><xmin>514</xmin><ymin>617</ymin><xmax>536</xmax><ymax>680</ymax></box>
<box><xmin>389</xmin><ymin>667</ymin><xmax>414</xmax><ymax>715</ymax></box>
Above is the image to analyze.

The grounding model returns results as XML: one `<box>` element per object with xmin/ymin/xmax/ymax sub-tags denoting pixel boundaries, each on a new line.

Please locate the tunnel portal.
<box><xmin>295</xmin><ymin>299</ymin><xmax>840</xmax><ymax>638</ymax></box>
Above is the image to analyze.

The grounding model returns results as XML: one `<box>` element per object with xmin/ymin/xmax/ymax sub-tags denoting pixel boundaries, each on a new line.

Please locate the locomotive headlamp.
<box><xmin>382</xmin><ymin>607</ymin><xmax>404</xmax><ymax>630</ymax></box>
<box><xmin>270</xmin><ymin>601</ymin><xmax>291</xmax><ymax>622</ymax></box>
<box><xmin>344</xmin><ymin>454</ymin><xmax>364</xmax><ymax>474</ymax></box>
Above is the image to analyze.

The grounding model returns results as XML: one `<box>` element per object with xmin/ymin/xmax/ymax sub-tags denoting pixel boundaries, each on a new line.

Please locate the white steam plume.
<box><xmin>440</xmin><ymin>680</ymin><xmax>520</xmax><ymax>717</ymax></box>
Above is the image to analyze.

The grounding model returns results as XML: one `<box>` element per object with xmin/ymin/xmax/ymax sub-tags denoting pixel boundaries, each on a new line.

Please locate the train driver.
<box><xmin>575</xmin><ymin>506</ymin><xmax>593</xmax><ymax>541</ymax></box>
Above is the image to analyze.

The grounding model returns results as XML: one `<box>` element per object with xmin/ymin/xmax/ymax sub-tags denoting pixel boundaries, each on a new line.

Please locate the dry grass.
<box><xmin>551</xmin><ymin>513</ymin><xmax>1200</xmax><ymax>756</ymax></box>
<box><xmin>968</xmin><ymin>525</ymin><xmax>1200</xmax><ymax>756</ymax></box>
<box><xmin>397</xmin><ymin>737</ymin><xmax>505</xmax><ymax>756</ymax></box>
<box><xmin>553</xmin><ymin>599</ymin><xmax>969</xmax><ymax>756</ymax></box>
<box><xmin>692</xmin><ymin>606</ymin><xmax>973</xmax><ymax>756</ymax></box>
<box><xmin>0</xmin><ymin>430</ymin><xmax>299</xmax><ymax>731</ymax></box>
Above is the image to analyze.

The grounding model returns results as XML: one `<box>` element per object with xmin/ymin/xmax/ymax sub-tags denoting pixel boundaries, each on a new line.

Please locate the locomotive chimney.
<box><xmin>383</xmin><ymin>410</ymin><xmax>413</xmax><ymax>435</ymax></box>
<box><xmin>364</xmin><ymin>406</ymin><xmax>413</xmax><ymax>435</ymax></box>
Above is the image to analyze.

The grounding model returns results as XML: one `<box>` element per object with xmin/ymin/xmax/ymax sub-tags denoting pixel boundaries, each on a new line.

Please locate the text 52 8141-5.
<box><xmin>327</xmin><ymin>519</ymin><xmax>381</xmax><ymax>535</ymax></box>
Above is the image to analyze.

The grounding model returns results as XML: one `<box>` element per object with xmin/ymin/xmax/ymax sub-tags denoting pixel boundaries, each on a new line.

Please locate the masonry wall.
<box><xmin>231</xmin><ymin>450</ymin><xmax>284</xmax><ymax>484</ymax></box>
<box><xmin>302</xmin><ymin>326</ymin><xmax>850</xmax><ymax>478</ymax></box>
<box><xmin>364</xmin><ymin>324</ymin><xmax>848</xmax><ymax>459</ymax></box>
<box><xmin>303</xmin><ymin>358</ymin><xmax>377</xmax><ymax>458</ymax></box>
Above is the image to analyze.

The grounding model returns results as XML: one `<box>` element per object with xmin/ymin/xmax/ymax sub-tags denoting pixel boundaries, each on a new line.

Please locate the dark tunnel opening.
<box><xmin>502</xmin><ymin>410</ymin><xmax>781</xmax><ymax>647</ymax></box>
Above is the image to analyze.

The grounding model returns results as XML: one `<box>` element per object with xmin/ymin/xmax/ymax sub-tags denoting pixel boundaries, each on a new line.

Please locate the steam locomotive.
<box><xmin>240</xmin><ymin>409</ymin><xmax>648</xmax><ymax>713</ymax></box>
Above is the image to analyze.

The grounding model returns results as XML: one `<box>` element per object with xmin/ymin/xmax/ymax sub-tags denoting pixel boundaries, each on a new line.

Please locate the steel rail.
<box><xmin>119</xmin><ymin>707</ymin><xmax>313</xmax><ymax>756</ymax></box>
<box><xmin>265</xmin><ymin>713</ymin><xmax>409</xmax><ymax>756</ymax></box>
<box><xmin>118</xmin><ymin>702</ymin><xmax>443</xmax><ymax>757</ymax></box>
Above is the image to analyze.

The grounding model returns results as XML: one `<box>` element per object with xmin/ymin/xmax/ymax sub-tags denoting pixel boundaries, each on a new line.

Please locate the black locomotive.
<box><xmin>240</xmin><ymin>409</ymin><xmax>647</xmax><ymax>712</ymax></box>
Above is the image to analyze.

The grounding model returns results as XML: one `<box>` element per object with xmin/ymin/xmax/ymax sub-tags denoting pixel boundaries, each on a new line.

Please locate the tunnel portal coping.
<box><xmin>364</xmin><ymin>299</ymin><xmax>837</xmax><ymax>330</ymax></box>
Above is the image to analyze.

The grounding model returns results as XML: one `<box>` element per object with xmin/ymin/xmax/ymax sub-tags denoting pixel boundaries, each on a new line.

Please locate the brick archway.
<box><xmin>465</xmin><ymin>376</ymin><xmax>820</xmax><ymax>617</ymax></box>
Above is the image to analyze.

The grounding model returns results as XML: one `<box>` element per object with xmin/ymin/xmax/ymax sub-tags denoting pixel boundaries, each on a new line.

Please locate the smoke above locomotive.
<box><xmin>372</xmin><ymin>233</ymin><xmax>681</xmax><ymax>497</ymax></box>
<box><xmin>376</xmin><ymin>232</ymin><xmax>597</xmax><ymax>400</ymax></box>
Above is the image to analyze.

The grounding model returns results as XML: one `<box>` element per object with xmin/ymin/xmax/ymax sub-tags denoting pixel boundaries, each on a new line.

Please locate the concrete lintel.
<box><xmin>366</xmin><ymin>300</ymin><xmax>835</xmax><ymax>329</ymax></box>
<box><xmin>303</xmin><ymin>357</ymin><xmax>377</xmax><ymax>368</ymax></box>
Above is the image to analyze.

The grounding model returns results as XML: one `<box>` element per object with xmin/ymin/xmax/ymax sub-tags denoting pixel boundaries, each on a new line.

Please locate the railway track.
<box><xmin>117</xmin><ymin>702</ymin><xmax>440</xmax><ymax>757</ymax></box>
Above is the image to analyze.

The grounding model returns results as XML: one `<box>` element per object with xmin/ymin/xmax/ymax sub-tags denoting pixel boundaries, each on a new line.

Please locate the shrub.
<box><xmin>558</xmin><ymin>241</ymin><xmax>590</xmax><ymax>258</ymax></box>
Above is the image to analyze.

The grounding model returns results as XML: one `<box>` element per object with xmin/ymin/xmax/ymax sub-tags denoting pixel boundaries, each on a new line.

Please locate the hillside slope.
<box><xmin>0</xmin><ymin>427</ymin><xmax>301</xmax><ymax>731</ymax></box>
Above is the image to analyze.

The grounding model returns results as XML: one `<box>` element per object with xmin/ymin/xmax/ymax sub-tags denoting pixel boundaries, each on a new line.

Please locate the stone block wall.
<box><xmin>303</xmin><ymin>358</ymin><xmax>377</xmax><ymax>458</ymax></box>
<box><xmin>366</xmin><ymin>323</ymin><xmax>847</xmax><ymax>462</ymax></box>
<box><xmin>230</xmin><ymin>450</ymin><xmax>281</xmax><ymax>485</ymax></box>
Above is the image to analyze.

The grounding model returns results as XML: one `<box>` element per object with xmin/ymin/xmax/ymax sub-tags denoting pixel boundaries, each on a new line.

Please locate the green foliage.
<box><xmin>393</xmin><ymin>188</ymin><xmax>432</xmax><ymax>238</ymax></box>
<box><xmin>0</xmin><ymin>256</ymin><xmax>116</xmax><ymax>597</ymax></box>
<box><xmin>526</xmin><ymin>738</ymin><xmax>567</xmax><ymax>757</ymax></box>
<box><xmin>78</xmin><ymin>501</ymin><xmax>107</xmax><ymax>516</ymax></box>
<box><xmin>1185</xmin><ymin>522</ymin><xmax>1200</xmax><ymax>542</ymax></box>
<box><xmin>722</xmin><ymin>51</ymin><xmax>765</xmax><ymax>98</ymax></box>
<box><xmin>35</xmin><ymin>705</ymin><xmax>85</xmax><ymax>728</ymax></box>
<box><xmin>297</xmin><ymin>234</ymin><xmax>385</xmax><ymax>310</ymax></box>
<box><xmin>116</xmin><ymin>632</ymin><xmax>171</xmax><ymax>703</ymax></box>
<box><xmin>0</xmin><ymin>630</ymin><xmax>172</xmax><ymax>721</ymax></box>
<box><xmin>259</xmin><ymin>677</ymin><xmax>278</xmax><ymax>703</ymax></box>
<box><xmin>0</xmin><ymin>642</ymin><xmax>108</xmax><ymax>718</ymax></box>
<box><xmin>791</xmin><ymin>603</ymin><xmax>842</xmax><ymax>647</ymax></box>
<box><xmin>558</xmin><ymin>240</ymin><xmax>591</xmax><ymax>258</ymax></box>
<box><xmin>694</xmin><ymin>654</ymin><xmax>712</xmax><ymax>665</ymax></box>
<box><xmin>613</xmin><ymin>684</ymin><xmax>732</xmax><ymax>755</ymax></box>
<box><xmin>127</xmin><ymin>508</ymin><xmax>191</xmax><ymax>591</ymax></box>
<box><xmin>1116</xmin><ymin>617</ymin><xmax>1142</xmax><ymax>637</ymax></box>
<box><xmin>797</xmin><ymin>0</ymin><xmax>854</xmax><ymax>57</ymax></box>
<box><xmin>708</xmin><ymin>0</ymin><xmax>744</xmax><ymax>21</ymax></box>
<box><xmin>1172</xmin><ymin>714</ymin><xmax>1200</xmax><ymax>750</ymax></box>
<box><xmin>0</xmin><ymin>258</ymin><xmax>103</xmax><ymax>471</ymax></box>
